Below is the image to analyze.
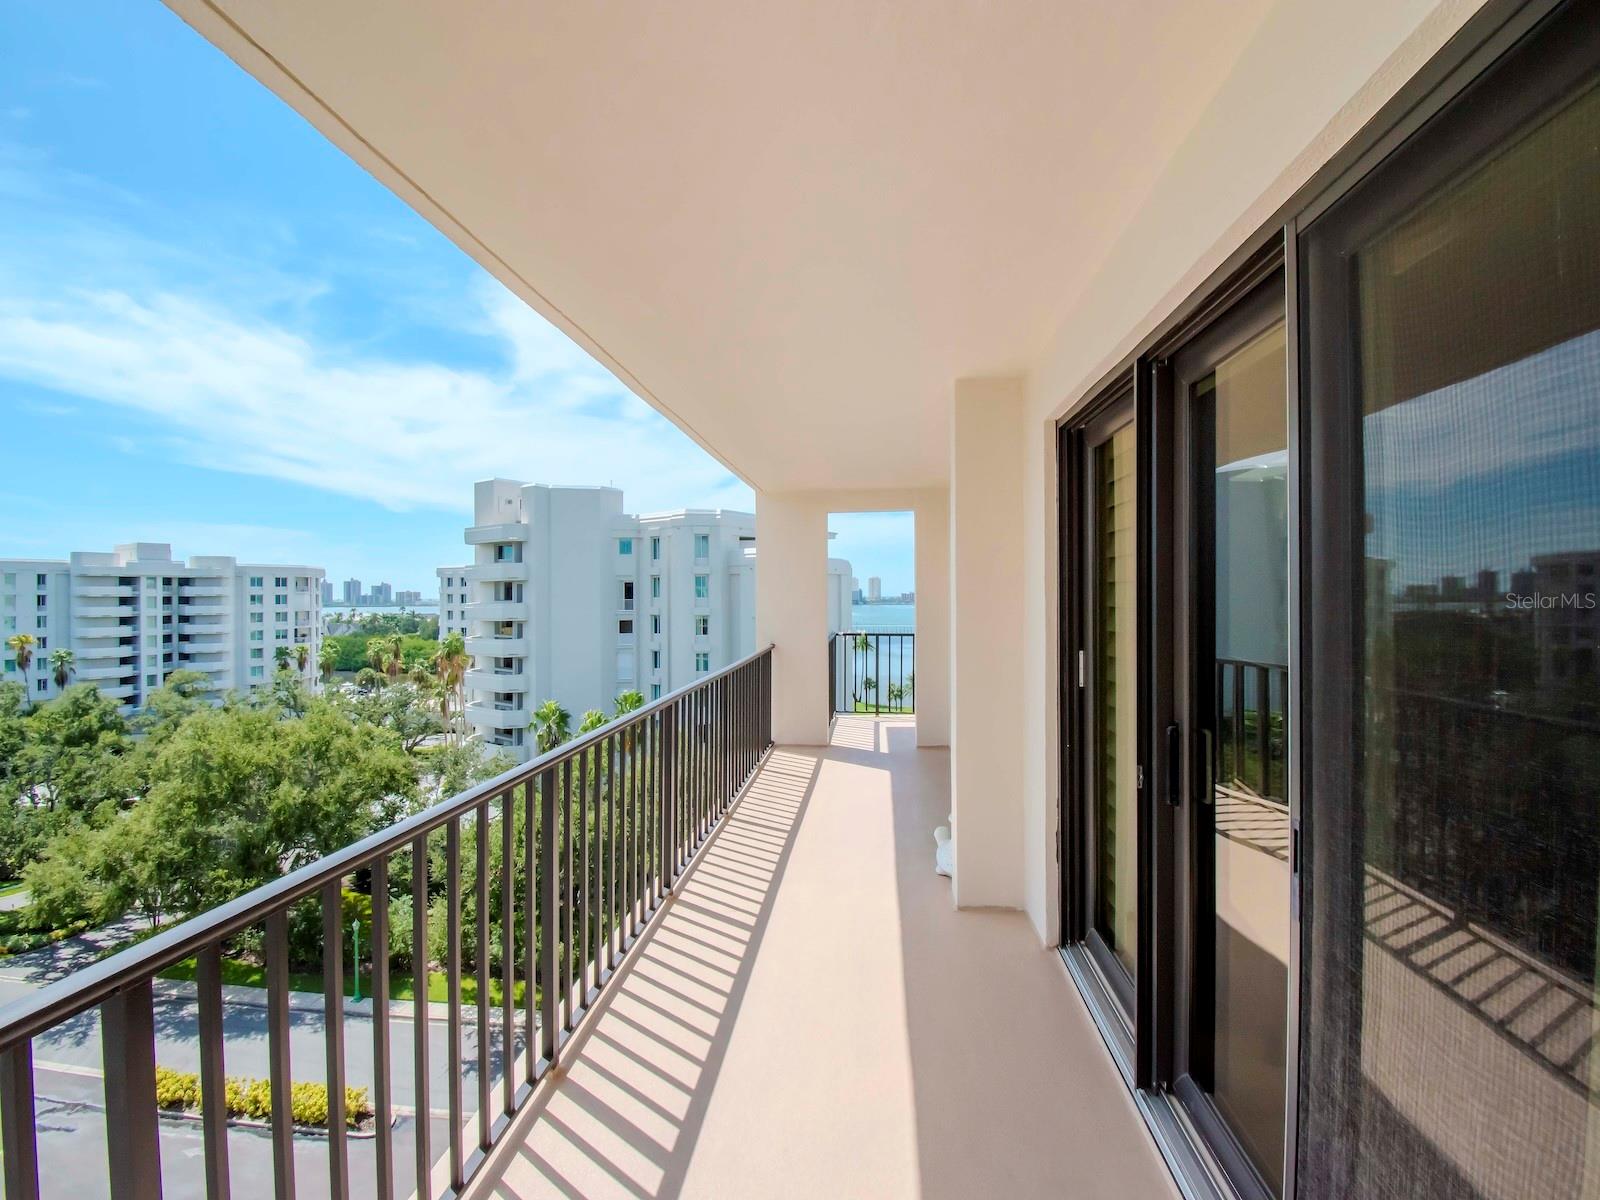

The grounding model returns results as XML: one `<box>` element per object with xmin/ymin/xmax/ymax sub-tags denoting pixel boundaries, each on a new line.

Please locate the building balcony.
<box><xmin>466</xmin><ymin>634</ymin><xmax>528</xmax><ymax>657</ymax></box>
<box><xmin>466</xmin><ymin>698</ymin><xmax>527</xmax><ymax>722</ymax></box>
<box><xmin>465</xmin><ymin>561</ymin><xmax>525</xmax><ymax>582</ymax></box>
<box><xmin>465</xmin><ymin>522</ymin><xmax>528</xmax><ymax>545</ymax></box>
<box><xmin>473</xmin><ymin>600</ymin><xmax>528</xmax><ymax>622</ymax></box>
<box><xmin>176</xmin><ymin>602</ymin><xmax>228</xmax><ymax>617</ymax></box>
<box><xmin>76</xmin><ymin>661</ymin><xmax>135</xmax><ymax>681</ymax></box>
<box><xmin>72</xmin><ymin>584</ymin><xmax>134</xmax><ymax>600</ymax></box>
<box><xmin>465</xmin><ymin>667</ymin><xmax>528</xmax><ymax>692</ymax></box>
<box><xmin>179</xmin><ymin>580</ymin><xmax>228</xmax><ymax>597</ymax></box>
<box><xmin>75</xmin><ymin>602</ymin><xmax>136</xmax><ymax>617</ymax></box>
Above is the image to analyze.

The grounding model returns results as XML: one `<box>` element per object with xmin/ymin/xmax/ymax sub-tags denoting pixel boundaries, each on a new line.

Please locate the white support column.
<box><xmin>755</xmin><ymin>490</ymin><xmax>830</xmax><ymax>746</ymax></box>
<box><xmin>912</xmin><ymin>489</ymin><xmax>950</xmax><ymax>748</ymax></box>
<box><xmin>950</xmin><ymin>377</ymin><xmax>1026</xmax><ymax>909</ymax></box>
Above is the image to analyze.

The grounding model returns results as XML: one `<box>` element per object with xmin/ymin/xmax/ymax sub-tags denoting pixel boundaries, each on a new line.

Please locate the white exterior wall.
<box><xmin>755</xmin><ymin>488</ymin><xmax>946</xmax><ymax>748</ymax></box>
<box><xmin>436</xmin><ymin>565</ymin><xmax>470</xmax><ymax>639</ymax></box>
<box><xmin>456</xmin><ymin>481</ymin><xmax>769</xmax><ymax>762</ymax></box>
<box><xmin>1008</xmin><ymin>0</ymin><xmax>1487</xmax><ymax>941</ymax></box>
<box><xmin>1</xmin><ymin>544</ymin><xmax>322</xmax><ymax>711</ymax></box>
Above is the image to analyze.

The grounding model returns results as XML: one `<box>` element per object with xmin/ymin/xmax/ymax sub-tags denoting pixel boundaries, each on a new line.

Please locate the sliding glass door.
<box><xmin>1302</xmin><ymin>6</ymin><xmax>1600</xmax><ymax>1197</ymax></box>
<box><xmin>1170</xmin><ymin>276</ymin><xmax>1291</xmax><ymax>1198</ymax></box>
<box><xmin>1069</xmin><ymin>394</ymin><xmax>1142</xmax><ymax>1022</ymax></box>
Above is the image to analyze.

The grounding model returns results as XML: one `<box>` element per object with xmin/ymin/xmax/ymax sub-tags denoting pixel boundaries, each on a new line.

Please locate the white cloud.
<box><xmin>0</xmin><ymin>277</ymin><xmax>752</xmax><ymax>515</ymax></box>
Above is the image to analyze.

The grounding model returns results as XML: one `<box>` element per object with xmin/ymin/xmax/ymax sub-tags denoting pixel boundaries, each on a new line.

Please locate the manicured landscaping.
<box><xmin>154</xmin><ymin>1065</ymin><xmax>371</xmax><ymax>1129</ymax></box>
<box><xmin>158</xmin><ymin>953</ymin><xmax>529</xmax><ymax>1008</ymax></box>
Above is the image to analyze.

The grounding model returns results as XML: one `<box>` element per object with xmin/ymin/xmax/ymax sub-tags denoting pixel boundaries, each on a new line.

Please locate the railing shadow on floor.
<box><xmin>465</xmin><ymin>750</ymin><xmax>822</xmax><ymax>1200</ymax></box>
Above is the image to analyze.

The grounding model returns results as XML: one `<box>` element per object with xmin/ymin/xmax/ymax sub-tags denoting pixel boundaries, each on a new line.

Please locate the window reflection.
<box><xmin>1352</xmin><ymin>76</ymin><xmax>1600</xmax><ymax>1200</ymax></box>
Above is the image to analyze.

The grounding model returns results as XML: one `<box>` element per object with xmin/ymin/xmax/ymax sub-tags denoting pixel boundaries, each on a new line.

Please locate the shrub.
<box><xmin>156</xmin><ymin>1069</ymin><xmax>369</xmax><ymax>1128</ymax></box>
<box><xmin>155</xmin><ymin>1066</ymin><xmax>200</xmax><ymax>1109</ymax></box>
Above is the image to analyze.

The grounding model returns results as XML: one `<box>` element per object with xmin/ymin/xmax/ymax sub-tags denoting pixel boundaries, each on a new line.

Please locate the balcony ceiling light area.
<box><xmin>167</xmin><ymin>0</ymin><xmax>1275</xmax><ymax>490</ymax></box>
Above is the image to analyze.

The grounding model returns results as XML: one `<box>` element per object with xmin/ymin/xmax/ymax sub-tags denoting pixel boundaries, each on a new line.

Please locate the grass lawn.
<box><xmin>159</xmin><ymin>955</ymin><xmax>529</xmax><ymax>1008</ymax></box>
<box><xmin>0</xmin><ymin>881</ymin><xmax>27</xmax><ymax>899</ymax></box>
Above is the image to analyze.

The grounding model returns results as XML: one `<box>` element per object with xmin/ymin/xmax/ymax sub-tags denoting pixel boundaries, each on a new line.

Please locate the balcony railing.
<box><xmin>0</xmin><ymin>646</ymin><xmax>773</xmax><ymax>1200</ymax></box>
<box><xmin>828</xmin><ymin>631</ymin><xmax>915</xmax><ymax>721</ymax></box>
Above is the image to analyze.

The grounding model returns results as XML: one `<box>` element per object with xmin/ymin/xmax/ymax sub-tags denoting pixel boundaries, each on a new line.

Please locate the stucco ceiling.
<box><xmin>168</xmin><ymin>0</ymin><xmax>1280</xmax><ymax>492</ymax></box>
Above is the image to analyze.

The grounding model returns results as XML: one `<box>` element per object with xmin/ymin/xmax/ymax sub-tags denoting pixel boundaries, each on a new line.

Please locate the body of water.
<box><xmin>849</xmin><ymin>602</ymin><xmax>914</xmax><ymax>632</ymax></box>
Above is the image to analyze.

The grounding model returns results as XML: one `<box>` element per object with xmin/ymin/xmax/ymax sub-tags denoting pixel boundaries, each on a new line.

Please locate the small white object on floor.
<box><xmin>933</xmin><ymin>817</ymin><xmax>953</xmax><ymax>878</ymax></box>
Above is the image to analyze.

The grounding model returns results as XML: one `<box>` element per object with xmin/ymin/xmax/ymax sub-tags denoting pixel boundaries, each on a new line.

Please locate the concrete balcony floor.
<box><xmin>470</xmin><ymin>715</ymin><xmax>1173</xmax><ymax>1200</ymax></box>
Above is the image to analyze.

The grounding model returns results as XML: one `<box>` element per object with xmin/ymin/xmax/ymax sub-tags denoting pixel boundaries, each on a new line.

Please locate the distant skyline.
<box><xmin>0</xmin><ymin>2</ymin><xmax>915</xmax><ymax>597</ymax></box>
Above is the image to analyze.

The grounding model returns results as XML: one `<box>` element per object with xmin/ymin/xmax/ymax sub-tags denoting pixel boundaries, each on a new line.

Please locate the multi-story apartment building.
<box><xmin>436</xmin><ymin>566</ymin><xmax>470</xmax><ymax>639</ymax></box>
<box><xmin>0</xmin><ymin>543</ymin><xmax>323</xmax><ymax>709</ymax></box>
<box><xmin>341</xmin><ymin>578</ymin><xmax>361</xmax><ymax>606</ymax></box>
<box><xmin>395</xmin><ymin>589</ymin><xmax>422</xmax><ymax>605</ymax></box>
<box><xmin>320</xmin><ymin>579</ymin><xmax>335</xmax><ymax>606</ymax></box>
<box><xmin>447</xmin><ymin>480</ymin><xmax>849</xmax><ymax>759</ymax></box>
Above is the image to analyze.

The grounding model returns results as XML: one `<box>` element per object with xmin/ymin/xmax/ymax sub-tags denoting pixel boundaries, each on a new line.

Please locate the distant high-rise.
<box><xmin>445</xmin><ymin>480</ymin><xmax>851</xmax><ymax>761</ymax></box>
<box><xmin>342</xmin><ymin>578</ymin><xmax>362</xmax><ymax>605</ymax></box>
<box><xmin>867</xmin><ymin>576</ymin><xmax>882</xmax><ymax>602</ymax></box>
<box><xmin>371</xmin><ymin>582</ymin><xmax>393</xmax><ymax>605</ymax></box>
<box><xmin>320</xmin><ymin>579</ymin><xmax>334</xmax><ymax>606</ymax></box>
<box><xmin>1</xmin><ymin>543</ymin><xmax>323</xmax><ymax>710</ymax></box>
<box><xmin>395</xmin><ymin>589</ymin><xmax>422</xmax><ymax>605</ymax></box>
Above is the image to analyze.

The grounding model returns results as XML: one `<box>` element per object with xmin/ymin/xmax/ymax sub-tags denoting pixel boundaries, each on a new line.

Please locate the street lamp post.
<box><xmin>351</xmin><ymin>919</ymin><xmax>361</xmax><ymax>1003</ymax></box>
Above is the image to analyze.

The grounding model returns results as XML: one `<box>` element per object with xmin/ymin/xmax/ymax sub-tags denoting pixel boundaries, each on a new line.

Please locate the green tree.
<box><xmin>434</xmin><ymin>631</ymin><xmax>469</xmax><ymax>746</ymax></box>
<box><xmin>614</xmin><ymin>690</ymin><xmax>645</xmax><ymax>717</ymax></box>
<box><xmin>317</xmin><ymin>641</ymin><xmax>338</xmax><ymax>687</ymax></box>
<box><xmin>529</xmin><ymin>700</ymin><xmax>571</xmax><ymax>754</ymax></box>
<box><xmin>274</xmin><ymin>645</ymin><xmax>292</xmax><ymax>670</ymax></box>
<box><xmin>20</xmin><ymin>684</ymin><xmax>131</xmax><ymax>814</ymax></box>
<box><xmin>578</xmin><ymin>709</ymin><xmax>609</xmax><ymax>734</ymax></box>
<box><xmin>49</xmin><ymin>648</ymin><xmax>75</xmax><ymax>691</ymax></box>
<box><xmin>294</xmin><ymin>643</ymin><xmax>311</xmax><ymax>675</ymax></box>
<box><xmin>6</xmin><ymin>633</ymin><xmax>36</xmax><ymax>698</ymax></box>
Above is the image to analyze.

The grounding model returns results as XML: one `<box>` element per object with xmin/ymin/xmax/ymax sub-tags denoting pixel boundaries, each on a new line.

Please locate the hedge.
<box><xmin>154</xmin><ymin>1066</ymin><xmax>372</xmax><ymax>1129</ymax></box>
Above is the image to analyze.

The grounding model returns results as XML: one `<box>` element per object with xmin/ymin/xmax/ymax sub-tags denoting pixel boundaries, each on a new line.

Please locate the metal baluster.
<box><xmin>1257</xmin><ymin>665</ymin><xmax>1272</xmax><ymax>798</ymax></box>
<box><xmin>445</xmin><ymin>818</ymin><xmax>463</xmax><ymax>1192</ymax></box>
<box><xmin>523</xmin><ymin>778</ymin><xmax>538</xmax><ymax>1083</ymax></box>
<box><xmin>322</xmin><ymin>881</ymin><xmax>350</xmax><ymax>1200</ymax></box>
<box><xmin>560</xmin><ymin>758</ymin><xmax>574</xmax><ymax>1031</ymax></box>
<box><xmin>602</xmin><ymin>735</ymin><xmax>614</xmax><ymax>974</ymax></box>
<box><xmin>264</xmin><ymin>911</ymin><xmax>295</xmax><ymax>1200</ymax></box>
<box><xmin>620</xmin><ymin>728</ymin><xmax>632</xmax><ymax>945</ymax></box>
<box><xmin>103</xmin><ymin>979</ymin><xmax>162</xmax><ymax>1200</ymax></box>
<box><xmin>500</xmin><ymin>793</ymin><xmax>516</xmax><ymax>1116</ymax></box>
<box><xmin>370</xmin><ymin>856</ymin><xmax>393</xmax><ymax>1200</ymax></box>
<box><xmin>578</xmin><ymin>748</ymin><xmax>590</xmax><ymax>1005</ymax></box>
<box><xmin>410</xmin><ymin>835</ymin><xmax>431</xmax><ymax>1200</ymax></box>
<box><xmin>0</xmin><ymin>1040</ymin><xmax>40</xmax><ymax>1200</ymax></box>
<box><xmin>538</xmin><ymin>768</ymin><xmax>560</xmax><ymax>1066</ymax></box>
<box><xmin>475</xmin><ymin>802</ymin><xmax>490</xmax><ymax>1152</ymax></box>
<box><xmin>662</xmin><ymin>704</ymin><xmax>677</xmax><ymax>886</ymax></box>
<box><xmin>1233</xmin><ymin>663</ymin><xmax>1246</xmax><ymax>792</ymax></box>
<box><xmin>195</xmin><ymin>946</ymin><xmax>230</xmax><ymax>1200</ymax></box>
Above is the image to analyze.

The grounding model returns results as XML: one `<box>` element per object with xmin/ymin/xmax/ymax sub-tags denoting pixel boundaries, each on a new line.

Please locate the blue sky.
<box><xmin>0</xmin><ymin>1</ymin><xmax>916</xmax><ymax>595</ymax></box>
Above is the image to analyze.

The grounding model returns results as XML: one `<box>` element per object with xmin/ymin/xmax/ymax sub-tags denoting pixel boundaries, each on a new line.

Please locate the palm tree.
<box><xmin>274</xmin><ymin>645</ymin><xmax>292</xmax><ymax>670</ymax></box>
<box><xmin>7</xmin><ymin>633</ymin><xmax>35</xmax><ymax>690</ymax></box>
<box><xmin>851</xmin><ymin>633</ymin><xmax>872</xmax><ymax>706</ymax></box>
<box><xmin>318</xmin><ymin>641</ymin><xmax>338</xmax><ymax>688</ymax></box>
<box><xmin>614</xmin><ymin>690</ymin><xmax>645</xmax><ymax>717</ymax></box>
<box><xmin>356</xmin><ymin>666</ymin><xmax>384</xmax><ymax>692</ymax></box>
<box><xmin>578</xmin><ymin>709</ymin><xmax>609</xmax><ymax>734</ymax></box>
<box><xmin>294</xmin><ymin>643</ymin><xmax>311</xmax><ymax>675</ymax></box>
<box><xmin>49</xmin><ymin>648</ymin><xmax>75</xmax><ymax>691</ymax></box>
<box><xmin>434</xmin><ymin>631</ymin><xmax>469</xmax><ymax>746</ymax></box>
<box><xmin>383</xmin><ymin>633</ymin><xmax>405</xmax><ymax>683</ymax></box>
<box><xmin>529</xmin><ymin>699</ymin><xmax>571</xmax><ymax>754</ymax></box>
<box><xmin>887</xmin><ymin>682</ymin><xmax>905</xmax><ymax>711</ymax></box>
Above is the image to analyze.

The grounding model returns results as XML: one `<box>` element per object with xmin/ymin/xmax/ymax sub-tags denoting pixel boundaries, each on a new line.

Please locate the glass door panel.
<box><xmin>1093</xmin><ymin>420</ymin><xmax>1140</xmax><ymax>982</ymax></box>
<box><xmin>1195</xmin><ymin>320</ymin><xmax>1291</xmax><ymax>1196</ymax></box>
<box><xmin>1303</xmin><ymin>12</ymin><xmax>1600</xmax><ymax>1197</ymax></box>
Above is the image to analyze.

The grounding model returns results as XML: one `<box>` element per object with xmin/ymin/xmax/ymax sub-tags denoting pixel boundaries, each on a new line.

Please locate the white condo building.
<box><xmin>437</xmin><ymin>566</ymin><xmax>470</xmax><ymax>640</ymax></box>
<box><xmin>447</xmin><ymin>480</ymin><xmax>850</xmax><ymax>760</ymax></box>
<box><xmin>0</xmin><ymin>543</ymin><xmax>323</xmax><ymax>710</ymax></box>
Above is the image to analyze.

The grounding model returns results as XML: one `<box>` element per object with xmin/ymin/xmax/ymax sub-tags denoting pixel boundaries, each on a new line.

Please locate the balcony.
<box><xmin>473</xmin><ymin>600</ymin><xmax>528</xmax><ymax>622</ymax></box>
<box><xmin>0</xmin><ymin>652</ymin><xmax>1171</xmax><ymax>1200</ymax></box>
<box><xmin>466</xmin><ymin>698</ymin><xmax>526</xmax><ymax>722</ymax></box>
<box><xmin>72</xmin><ymin>584</ymin><xmax>134</xmax><ymax>600</ymax></box>
<box><xmin>465</xmin><ymin>667</ymin><xmax>527</xmax><ymax>692</ymax></box>
<box><xmin>466</xmin><ymin>634</ymin><xmax>527</xmax><ymax>657</ymax></box>
<box><xmin>465</xmin><ymin>561</ymin><xmax>524</xmax><ymax>583</ymax></box>
<box><xmin>465</xmin><ymin>522</ymin><xmax>528</xmax><ymax>545</ymax></box>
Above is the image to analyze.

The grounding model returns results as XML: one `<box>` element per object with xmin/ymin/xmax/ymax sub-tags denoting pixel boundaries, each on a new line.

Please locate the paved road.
<box><xmin>1</xmin><ymin>924</ymin><xmax>529</xmax><ymax>1199</ymax></box>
